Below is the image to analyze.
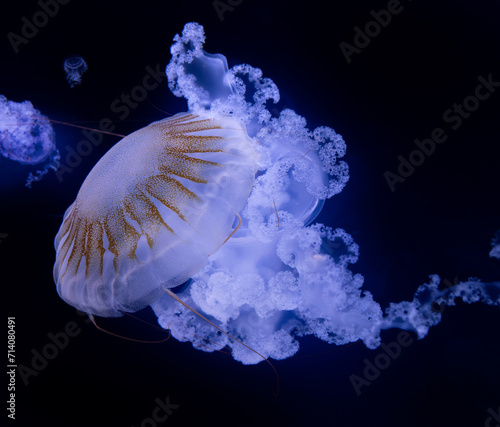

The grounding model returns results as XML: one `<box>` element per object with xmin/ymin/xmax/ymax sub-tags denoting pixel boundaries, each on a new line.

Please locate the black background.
<box><xmin>1</xmin><ymin>1</ymin><xmax>499</xmax><ymax>426</ymax></box>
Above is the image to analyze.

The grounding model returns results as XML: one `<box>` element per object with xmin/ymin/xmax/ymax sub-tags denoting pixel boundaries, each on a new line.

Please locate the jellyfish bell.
<box><xmin>63</xmin><ymin>56</ymin><xmax>88</xmax><ymax>88</ymax></box>
<box><xmin>53</xmin><ymin>112</ymin><xmax>259</xmax><ymax>317</ymax></box>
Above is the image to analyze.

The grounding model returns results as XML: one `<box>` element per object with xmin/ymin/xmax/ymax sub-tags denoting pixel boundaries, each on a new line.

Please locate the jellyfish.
<box><xmin>63</xmin><ymin>56</ymin><xmax>87</xmax><ymax>88</ymax></box>
<box><xmin>151</xmin><ymin>23</ymin><xmax>500</xmax><ymax>363</ymax></box>
<box><xmin>490</xmin><ymin>230</ymin><xmax>500</xmax><ymax>259</ymax></box>
<box><xmin>53</xmin><ymin>22</ymin><xmax>500</xmax><ymax>365</ymax></box>
<box><xmin>0</xmin><ymin>95</ymin><xmax>60</xmax><ymax>187</ymax></box>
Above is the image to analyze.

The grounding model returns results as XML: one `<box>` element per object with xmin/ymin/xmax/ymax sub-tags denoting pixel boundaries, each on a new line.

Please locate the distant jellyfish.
<box><xmin>53</xmin><ymin>22</ymin><xmax>500</xmax><ymax>365</ymax></box>
<box><xmin>490</xmin><ymin>230</ymin><xmax>500</xmax><ymax>259</ymax></box>
<box><xmin>63</xmin><ymin>56</ymin><xmax>87</xmax><ymax>88</ymax></box>
<box><xmin>0</xmin><ymin>95</ymin><xmax>60</xmax><ymax>187</ymax></box>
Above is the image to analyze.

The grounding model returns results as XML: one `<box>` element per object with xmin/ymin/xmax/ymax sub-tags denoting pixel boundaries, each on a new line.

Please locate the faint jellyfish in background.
<box><xmin>63</xmin><ymin>56</ymin><xmax>87</xmax><ymax>88</ymax></box>
<box><xmin>0</xmin><ymin>95</ymin><xmax>60</xmax><ymax>187</ymax></box>
<box><xmin>490</xmin><ymin>230</ymin><xmax>500</xmax><ymax>259</ymax></box>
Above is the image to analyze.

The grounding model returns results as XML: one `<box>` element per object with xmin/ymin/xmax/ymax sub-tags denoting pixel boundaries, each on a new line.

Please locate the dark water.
<box><xmin>1</xmin><ymin>1</ymin><xmax>499</xmax><ymax>426</ymax></box>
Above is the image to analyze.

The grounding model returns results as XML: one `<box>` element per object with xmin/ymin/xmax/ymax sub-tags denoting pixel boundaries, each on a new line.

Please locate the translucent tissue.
<box><xmin>152</xmin><ymin>23</ymin><xmax>500</xmax><ymax>364</ymax></box>
<box><xmin>0</xmin><ymin>95</ymin><xmax>60</xmax><ymax>187</ymax></box>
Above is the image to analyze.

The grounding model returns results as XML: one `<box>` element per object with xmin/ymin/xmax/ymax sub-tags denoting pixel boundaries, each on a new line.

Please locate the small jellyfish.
<box><xmin>0</xmin><ymin>95</ymin><xmax>60</xmax><ymax>187</ymax></box>
<box><xmin>490</xmin><ymin>229</ymin><xmax>500</xmax><ymax>259</ymax></box>
<box><xmin>63</xmin><ymin>56</ymin><xmax>87</xmax><ymax>88</ymax></box>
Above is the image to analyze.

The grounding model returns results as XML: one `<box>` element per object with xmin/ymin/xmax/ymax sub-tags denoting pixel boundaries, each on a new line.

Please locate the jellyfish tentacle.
<box><xmin>222</xmin><ymin>213</ymin><xmax>241</xmax><ymax>245</ymax></box>
<box><xmin>88</xmin><ymin>314</ymin><xmax>171</xmax><ymax>344</ymax></box>
<box><xmin>41</xmin><ymin>117</ymin><xmax>126</xmax><ymax>138</ymax></box>
<box><xmin>163</xmin><ymin>287</ymin><xmax>279</xmax><ymax>396</ymax></box>
<box><xmin>272</xmin><ymin>198</ymin><xmax>279</xmax><ymax>228</ymax></box>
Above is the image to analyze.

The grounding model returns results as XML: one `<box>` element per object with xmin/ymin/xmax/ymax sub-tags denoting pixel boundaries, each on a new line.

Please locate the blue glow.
<box><xmin>63</xmin><ymin>56</ymin><xmax>88</xmax><ymax>88</ymax></box>
<box><xmin>491</xmin><ymin>230</ymin><xmax>500</xmax><ymax>259</ymax></box>
<box><xmin>0</xmin><ymin>95</ymin><xmax>60</xmax><ymax>187</ymax></box>
<box><xmin>150</xmin><ymin>23</ymin><xmax>500</xmax><ymax>364</ymax></box>
<box><xmin>51</xmin><ymin>22</ymin><xmax>500</xmax><ymax>366</ymax></box>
